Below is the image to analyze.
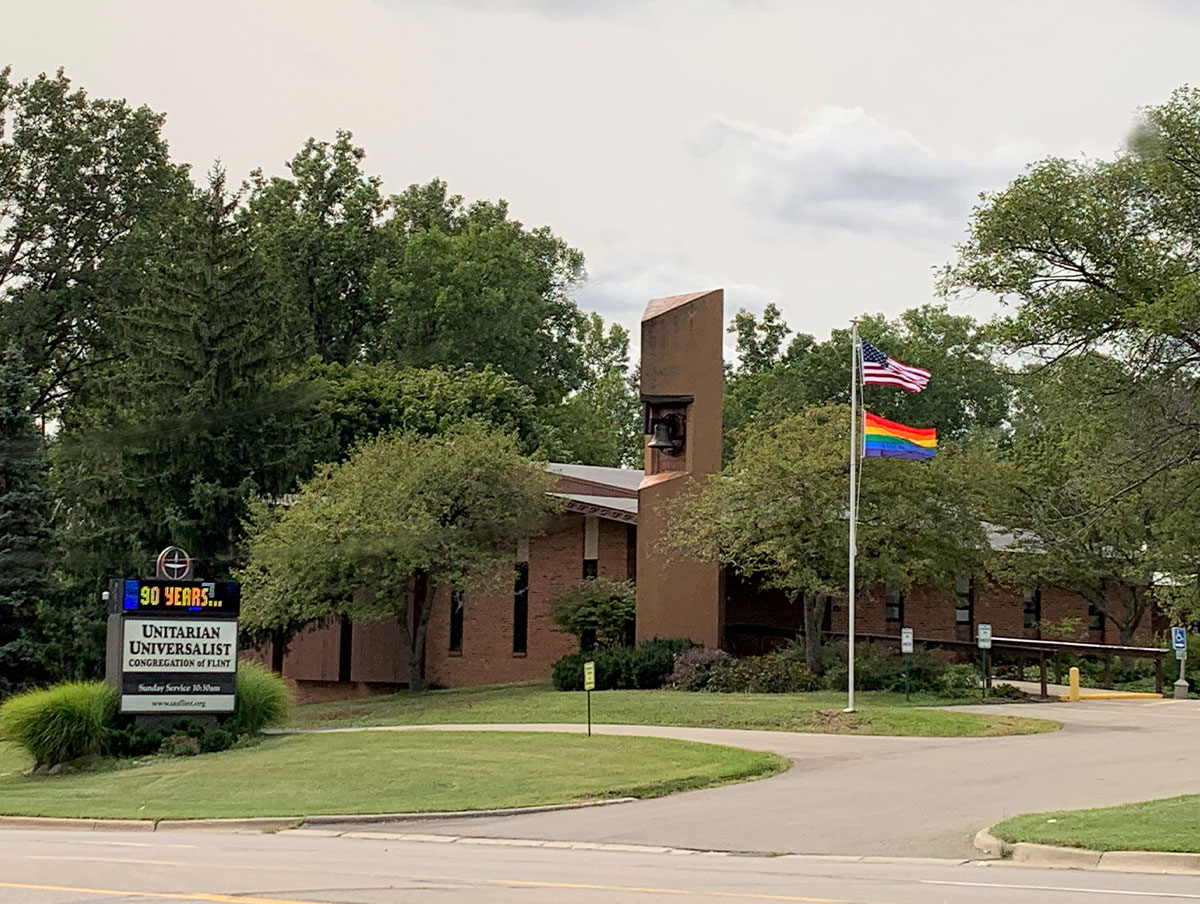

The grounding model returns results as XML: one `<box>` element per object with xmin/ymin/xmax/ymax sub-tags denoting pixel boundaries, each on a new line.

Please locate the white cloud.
<box><xmin>575</xmin><ymin>251</ymin><xmax>777</xmax><ymax>362</ymax></box>
<box><xmin>695</xmin><ymin>108</ymin><xmax>1026</xmax><ymax>245</ymax></box>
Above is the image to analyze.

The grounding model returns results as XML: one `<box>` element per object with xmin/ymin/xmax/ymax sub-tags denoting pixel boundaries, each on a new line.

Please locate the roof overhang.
<box><xmin>551</xmin><ymin>493</ymin><xmax>638</xmax><ymax>525</ymax></box>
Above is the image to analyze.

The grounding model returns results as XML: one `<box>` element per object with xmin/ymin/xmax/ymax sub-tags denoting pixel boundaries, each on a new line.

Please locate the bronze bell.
<box><xmin>648</xmin><ymin>421</ymin><xmax>675</xmax><ymax>451</ymax></box>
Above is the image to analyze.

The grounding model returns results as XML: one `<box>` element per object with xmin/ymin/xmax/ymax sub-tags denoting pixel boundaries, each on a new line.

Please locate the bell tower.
<box><xmin>636</xmin><ymin>289</ymin><xmax>724</xmax><ymax>649</ymax></box>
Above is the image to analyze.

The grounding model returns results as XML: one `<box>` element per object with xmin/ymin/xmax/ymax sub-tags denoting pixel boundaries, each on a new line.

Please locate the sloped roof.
<box><xmin>546</xmin><ymin>462</ymin><xmax>644</xmax><ymax>492</ymax></box>
<box><xmin>642</xmin><ymin>289</ymin><xmax>722</xmax><ymax>322</ymax></box>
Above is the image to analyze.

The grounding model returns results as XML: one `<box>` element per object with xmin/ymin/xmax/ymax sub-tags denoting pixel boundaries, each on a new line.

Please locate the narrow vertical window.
<box><xmin>626</xmin><ymin>524</ymin><xmax>637</xmax><ymax>581</ymax></box>
<box><xmin>513</xmin><ymin>562</ymin><xmax>529</xmax><ymax>654</ymax></box>
<box><xmin>513</xmin><ymin>537</ymin><xmax>530</xmax><ymax>656</ymax></box>
<box><xmin>885</xmin><ymin>584</ymin><xmax>903</xmax><ymax>623</ymax></box>
<box><xmin>338</xmin><ymin>615</ymin><xmax>353</xmax><ymax>682</ymax></box>
<box><xmin>1087</xmin><ymin>603</ymin><xmax>1104</xmax><ymax>632</ymax></box>
<box><xmin>583</xmin><ymin>515</ymin><xmax>599</xmax><ymax>579</ymax></box>
<box><xmin>955</xmin><ymin>573</ymin><xmax>974</xmax><ymax>625</ymax></box>
<box><xmin>449</xmin><ymin>586</ymin><xmax>464</xmax><ymax>653</ymax></box>
<box><xmin>1023</xmin><ymin>585</ymin><xmax>1041</xmax><ymax>629</ymax></box>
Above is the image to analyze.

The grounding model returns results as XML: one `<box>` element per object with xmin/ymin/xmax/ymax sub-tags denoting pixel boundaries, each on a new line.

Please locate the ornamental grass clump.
<box><xmin>0</xmin><ymin>681</ymin><xmax>118</xmax><ymax>766</ymax></box>
<box><xmin>223</xmin><ymin>661</ymin><xmax>292</xmax><ymax>735</ymax></box>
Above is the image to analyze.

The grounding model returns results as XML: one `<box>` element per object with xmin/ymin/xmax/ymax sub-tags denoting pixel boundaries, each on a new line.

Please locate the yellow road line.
<box><xmin>1</xmin><ymin>878</ymin><xmax>865</xmax><ymax>904</ymax></box>
<box><xmin>0</xmin><ymin>883</ymin><xmax>316</xmax><ymax>904</ymax></box>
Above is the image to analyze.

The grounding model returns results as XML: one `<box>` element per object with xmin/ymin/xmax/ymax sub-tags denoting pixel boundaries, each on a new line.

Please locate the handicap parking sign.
<box><xmin>1172</xmin><ymin>626</ymin><xmax>1187</xmax><ymax>652</ymax></box>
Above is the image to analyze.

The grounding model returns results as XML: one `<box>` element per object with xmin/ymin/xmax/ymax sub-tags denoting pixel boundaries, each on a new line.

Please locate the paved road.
<box><xmin>4</xmin><ymin>827</ymin><xmax>1200</xmax><ymax>904</ymax></box>
<box><xmin>298</xmin><ymin>698</ymin><xmax>1200</xmax><ymax>858</ymax></box>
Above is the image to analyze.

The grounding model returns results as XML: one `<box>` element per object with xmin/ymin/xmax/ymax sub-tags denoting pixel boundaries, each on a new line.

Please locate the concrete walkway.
<box><xmin>1003</xmin><ymin>679</ymin><xmax>1164</xmax><ymax>699</ymax></box>
<box><xmin>296</xmin><ymin>698</ymin><xmax>1200</xmax><ymax>859</ymax></box>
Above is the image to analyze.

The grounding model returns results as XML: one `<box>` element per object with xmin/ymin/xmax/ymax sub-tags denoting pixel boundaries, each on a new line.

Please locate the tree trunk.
<box><xmin>394</xmin><ymin>579</ymin><xmax>417</xmax><ymax>691</ymax></box>
<box><xmin>1079</xmin><ymin>580</ymin><xmax>1146</xmax><ymax>665</ymax></box>
<box><xmin>1113</xmin><ymin>584</ymin><xmax>1146</xmax><ymax>659</ymax></box>
<box><xmin>408</xmin><ymin>570</ymin><xmax>437</xmax><ymax>692</ymax></box>
<box><xmin>801</xmin><ymin>592</ymin><xmax>828</xmax><ymax>674</ymax></box>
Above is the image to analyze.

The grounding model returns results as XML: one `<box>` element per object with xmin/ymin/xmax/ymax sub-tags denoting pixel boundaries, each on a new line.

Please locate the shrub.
<box><xmin>551</xmin><ymin>638</ymin><xmax>692</xmax><ymax>691</ymax></box>
<box><xmin>705</xmin><ymin>654</ymin><xmax>820</xmax><ymax>694</ymax></box>
<box><xmin>937</xmin><ymin>664</ymin><xmax>980</xmax><ymax>698</ymax></box>
<box><xmin>819</xmin><ymin>641</ymin><xmax>948</xmax><ymax>694</ymax></box>
<box><xmin>667</xmin><ymin>647</ymin><xmax>731</xmax><ymax>691</ymax></box>
<box><xmin>550</xmin><ymin>578</ymin><xmax>635</xmax><ymax>649</ymax></box>
<box><xmin>105</xmin><ymin>722</ymin><xmax>166</xmax><ymax>758</ymax></box>
<box><xmin>159</xmin><ymin>733</ymin><xmax>200</xmax><ymax>757</ymax></box>
<box><xmin>553</xmin><ymin>651</ymin><xmax>616</xmax><ymax>691</ymax></box>
<box><xmin>0</xmin><ymin>681</ymin><xmax>118</xmax><ymax>766</ymax></box>
<box><xmin>629</xmin><ymin>638</ymin><xmax>692</xmax><ymax>688</ymax></box>
<box><xmin>988</xmin><ymin>682</ymin><xmax>1027</xmax><ymax>700</ymax></box>
<box><xmin>222</xmin><ymin>662</ymin><xmax>292</xmax><ymax>735</ymax></box>
<box><xmin>198</xmin><ymin>728</ymin><xmax>234</xmax><ymax>753</ymax></box>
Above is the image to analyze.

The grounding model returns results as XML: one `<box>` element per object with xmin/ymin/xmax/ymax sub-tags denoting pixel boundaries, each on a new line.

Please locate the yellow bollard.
<box><xmin>1068</xmin><ymin>666</ymin><xmax>1081</xmax><ymax>702</ymax></box>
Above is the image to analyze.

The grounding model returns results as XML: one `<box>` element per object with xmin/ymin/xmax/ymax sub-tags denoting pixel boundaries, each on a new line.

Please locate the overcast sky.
<box><xmin>9</xmin><ymin>0</ymin><xmax>1200</xmax><ymax>355</ymax></box>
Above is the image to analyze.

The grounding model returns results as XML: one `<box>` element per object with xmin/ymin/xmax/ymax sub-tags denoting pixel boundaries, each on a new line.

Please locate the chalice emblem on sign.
<box><xmin>156</xmin><ymin>546</ymin><xmax>193</xmax><ymax>581</ymax></box>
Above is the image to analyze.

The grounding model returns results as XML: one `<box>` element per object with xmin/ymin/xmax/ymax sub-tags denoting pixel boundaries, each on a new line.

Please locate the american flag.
<box><xmin>861</xmin><ymin>341</ymin><xmax>930</xmax><ymax>392</ymax></box>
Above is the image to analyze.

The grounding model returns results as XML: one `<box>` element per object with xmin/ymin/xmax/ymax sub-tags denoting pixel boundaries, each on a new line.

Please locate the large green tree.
<box><xmin>370</xmin><ymin>180</ymin><xmax>589</xmax><ymax>405</ymax></box>
<box><xmin>239</xmin><ymin>424</ymin><xmax>558</xmax><ymax>690</ymax></box>
<box><xmin>245</xmin><ymin>131</ymin><xmax>388</xmax><ymax>364</ymax></box>
<box><xmin>944</xmin><ymin>85</ymin><xmax>1200</xmax><ymax>611</ymax></box>
<box><xmin>995</xmin><ymin>357</ymin><xmax>1188</xmax><ymax>645</ymax></box>
<box><xmin>943</xmin><ymin>87</ymin><xmax>1200</xmax><ymax>465</ymax></box>
<box><xmin>944</xmin><ymin>87</ymin><xmax>1200</xmax><ymax>373</ymax></box>
<box><xmin>724</xmin><ymin>304</ymin><xmax>1009</xmax><ymax>461</ymax></box>
<box><xmin>540</xmin><ymin>313</ymin><xmax>642</xmax><ymax>467</ymax></box>
<box><xmin>54</xmin><ymin>168</ymin><xmax>307</xmax><ymax>584</ymax></box>
<box><xmin>0</xmin><ymin>67</ymin><xmax>189</xmax><ymax>418</ymax></box>
<box><xmin>668</xmin><ymin>405</ymin><xmax>998</xmax><ymax>671</ymax></box>
<box><xmin>292</xmin><ymin>360</ymin><xmax>543</xmax><ymax>465</ymax></box>
<box><xmin>0</xmin><ymin>347</ymin><xmax>51</xmax><ymax>695</ymax></box>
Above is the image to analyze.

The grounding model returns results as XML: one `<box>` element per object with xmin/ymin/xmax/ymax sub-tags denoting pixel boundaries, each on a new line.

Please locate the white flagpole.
<box><xmin>846</xmin><ymin>320</ymin><xmax>859</xmax><ymax>713</ymax></box>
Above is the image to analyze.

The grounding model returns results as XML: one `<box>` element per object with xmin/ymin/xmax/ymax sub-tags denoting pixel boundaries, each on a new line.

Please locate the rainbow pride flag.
<box><xmin>863</xmin><ymin>411</ymin><xmax>937</xmax><ymax>460</ymax></box>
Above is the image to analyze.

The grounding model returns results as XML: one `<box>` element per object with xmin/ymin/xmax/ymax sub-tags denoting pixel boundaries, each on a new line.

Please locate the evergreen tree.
<box><xmin>0</xmin><ymin>346</ymin><xmax>51</xmax><ymax>695</ymax></box>
<box><xmin>56</xmin><ymin>167</ymin><xmax>309</xmax><ymax>584</ymax></box>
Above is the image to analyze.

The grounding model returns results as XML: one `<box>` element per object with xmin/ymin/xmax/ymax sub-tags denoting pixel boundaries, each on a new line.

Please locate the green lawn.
<box><xmin>993</xmin><ymin>795</ymin><xmax>1200</xmax><ymax>853</ymax></box>
<box><xmin>289</xmin><ymin>682</ymin><xmax>1059</xmax><ymax>737</ymax></box>
<box><xmin>0</xmin><ymin>732</ymin><xmax>785</xmax><ymax>820</ymax></box>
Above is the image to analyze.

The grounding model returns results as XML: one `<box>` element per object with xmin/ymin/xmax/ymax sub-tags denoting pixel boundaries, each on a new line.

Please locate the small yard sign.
<box><xmin>583</xmin><ymin>660</ymin><xmax>596</xmax><ymax>737</ymax></box>
<box><xmin>977</xmin><ymin>623</ymin><xmax>992</xmax><ymax>650</ymax></box>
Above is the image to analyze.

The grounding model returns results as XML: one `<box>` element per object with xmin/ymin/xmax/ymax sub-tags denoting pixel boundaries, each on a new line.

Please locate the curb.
<box><xmin>974</xmin><ymin>825</ymin><xmax>1200</xmax><ymax>875</ymax></box>
<box><xmin>0</xmin><ymin>797</ymin><xmax>637</xmax><ymax>834</ymax></box>
<box><xmin>302</xmin><ymin>797</ymin><xmax>637</xmax><ymax>825</ymax></box>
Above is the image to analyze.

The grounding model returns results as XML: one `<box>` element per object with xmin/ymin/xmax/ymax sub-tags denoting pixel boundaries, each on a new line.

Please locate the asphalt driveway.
<box><xmin>299</xmin><ymin>699</ymin><xmax>1200</xmax><ymax>858</ymax></box>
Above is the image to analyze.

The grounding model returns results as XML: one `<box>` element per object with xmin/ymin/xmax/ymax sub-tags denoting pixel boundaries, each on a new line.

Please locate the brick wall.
<box><xmin>825</xmin><ymin>576</ymin><xmax>1157</xmax><ymax>646</ymax></box>
<box><xmin>281</xmin><ymin>622</ymin><xmax>341</xmax><ymax>681</ymax></box>
<box><xmin>255</xmin><ymin>511</ymin><xmax>637</xmax><ymax>695</ymax></box>
<box><xmin>424</xmin><ymin>512</ymin><xmax>635</xmax><ymax>688</ymax></box>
